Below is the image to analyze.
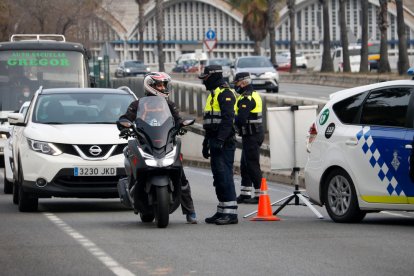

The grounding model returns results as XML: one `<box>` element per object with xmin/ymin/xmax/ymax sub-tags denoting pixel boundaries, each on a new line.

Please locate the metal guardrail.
<box><xmin>111</xmin><ymin>77</ymin><xmax>327</xmax><ymax>133</ymax></box>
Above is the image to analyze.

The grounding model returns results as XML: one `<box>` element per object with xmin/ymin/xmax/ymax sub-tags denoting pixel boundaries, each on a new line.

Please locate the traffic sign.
<box><xmin>205</xmin><ymin>29</ymin><xmax>216</xmax><ymax>40</ymax></box>
<box><xmin>204</xmin><ymin>39</ymin><xmax>217</xmax><ymax>52</ymax></box>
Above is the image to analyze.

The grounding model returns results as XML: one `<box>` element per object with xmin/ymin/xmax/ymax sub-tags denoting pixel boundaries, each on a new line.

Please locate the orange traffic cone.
<box><xmin>251</xmin><ymin>178</ymin><xmax>280</xmax><ymax>221</ymax></box>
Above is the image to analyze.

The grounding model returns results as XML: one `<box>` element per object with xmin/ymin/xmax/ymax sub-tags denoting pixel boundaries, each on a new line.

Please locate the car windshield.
<box><xmin>237</xmin><ymin>57</ymin><xmax>273</xmax><ymax>68</ymax></box>
<box><xmin>124</xmin><ymin>61</ymin><xmax>144</xmax><ymax>68</ymax></box>
<box><xmin>33</xmin><ymin>92</ymin><xmax>135</xmax><ymax>124</ymax></box>
<box><xmin>208</xmin><ymin>59</ymin><xmax>232</xmax><ymax>66</ymax></box>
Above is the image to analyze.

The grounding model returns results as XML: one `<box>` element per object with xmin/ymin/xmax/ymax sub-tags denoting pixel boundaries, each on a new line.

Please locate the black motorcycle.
<box><xmin>117</xmin><ymin>96</ymin><xmax>194</xmax><ymax>228</ymax></box>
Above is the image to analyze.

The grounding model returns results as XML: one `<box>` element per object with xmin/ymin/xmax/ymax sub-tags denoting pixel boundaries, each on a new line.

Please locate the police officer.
<box><xmin>117</xmin><ymin>72</ymin><xmax>197</xmax><ymax>224</ymax></box>
<box><xmin>233</xmin><ymin>72</ymin><xmax>264</xmax><ymax>204</ymax></box>
<box><xmin>199</xmin><ymin>65</ymin><xmax>238</xmax><ymax>225</ymax></box>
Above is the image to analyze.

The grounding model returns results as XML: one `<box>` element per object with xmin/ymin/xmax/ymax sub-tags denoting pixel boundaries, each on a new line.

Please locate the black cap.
<box><xmin>198</xmin><ymin>65</ymin><xmax>223</xmax><ymax>79</ymax></box>
<box><xmin>233</xmin><ymin>72</ymin><xmax>251</xmax><ymax>83</ymax></box>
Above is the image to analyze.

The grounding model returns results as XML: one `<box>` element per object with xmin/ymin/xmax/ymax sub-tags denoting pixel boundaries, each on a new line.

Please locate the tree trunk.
<box><xmin>253</xmin><ymin>41</ymin><xmax>261</xmax><ymax>55</ymax></box>
<box><xmin>287</xmin><ymin>0</ymin><xmax>297</xmax><ymax>72</ymax></box>
<box><xmin>396</xmin><ymin>0</ymin><xmax>409</xmax><ymax>75</ymax></box>
<box><xmin>320</xmin><ymin>0</ymin><xmax>333</xmax><ymax>72</ymax></box>
<box><xmin>138</xmin><ymin>2</ymin><xmax>145</xmax><ymax>61</ymax></box>
<box><xmin>339</xmin><ymin>0</ymin><xmax>350</xmax><ymax>72</ymax></box>
<box><xmin>378</xmin><ymin>0</ymin><xmax>391</xmax><ymax>73</ymax></box>
<box><xmin>267</xmin><ymin>0</ymin><xmax>277</xmax><ymax>66</ymax></box>
<box><xmin>155</xmin><ymin>0</ymin><xmax>165</xmax><ymax>71</ymax></box>
<box><xmin>359</xmin><ymin>0</ymin><xmax>369</xmax><ymax>73</ymax></box>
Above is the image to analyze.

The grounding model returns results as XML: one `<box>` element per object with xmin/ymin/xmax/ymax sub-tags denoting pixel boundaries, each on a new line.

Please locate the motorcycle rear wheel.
<box><xmin>154</xmin><ymin>186</ymin><xmax>169</xmax><ymax>228</ymax></box>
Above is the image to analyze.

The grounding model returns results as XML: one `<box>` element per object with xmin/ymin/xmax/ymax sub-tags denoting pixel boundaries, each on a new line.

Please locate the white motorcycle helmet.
<box><xmin>143</xmin><ymin>72</ymin><xmax>173</xmax><ymax>98</ymax></box>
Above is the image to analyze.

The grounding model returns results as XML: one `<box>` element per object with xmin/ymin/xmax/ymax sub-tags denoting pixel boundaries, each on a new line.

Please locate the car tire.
<box><xmin>272</xmin><ymin>87</ymin><xmax>279</xmax><ymax>93</ymax></box>
<box><xmin>17</xmin><ymin>163</ymin><xmax>38</xmax><ymax>212</ymax></box>
<box><xmin>3</xmin><ymin>174</ymin><xmax>13</xmax><ymax>194</ymax></box>
<box><xmin>323</xmin><ymin>168</ymin><xmax>366</xmax><ymax>223</ymax></box>
<box><xmin>13</xmin><ymin>182</ymin><xmax>19</xmax><ymax>205</ymax></box>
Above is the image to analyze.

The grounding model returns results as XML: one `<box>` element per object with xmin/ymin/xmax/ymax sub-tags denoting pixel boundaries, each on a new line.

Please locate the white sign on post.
<box><xmin>267</xmin><ymin>105</ymin><xmax>318</xmax><ymax>170</ymax></box>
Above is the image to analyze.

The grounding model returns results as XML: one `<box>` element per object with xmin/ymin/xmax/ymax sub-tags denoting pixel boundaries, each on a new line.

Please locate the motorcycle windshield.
<box><xmin>135</xmin><ymin>96</ymin><xmax>174</xmax><ymax>148</ymax></box>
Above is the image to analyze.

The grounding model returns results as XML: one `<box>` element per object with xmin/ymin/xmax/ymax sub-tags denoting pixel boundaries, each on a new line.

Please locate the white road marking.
<box><xmin>381</xmin><ymin>211</ymin><xmax>413</xmax><ymax>218</ymax></box>
<box><xmin>44</xmin><ymin>213</ymin><xmax>135</xmax><ymax>276</ymax></box>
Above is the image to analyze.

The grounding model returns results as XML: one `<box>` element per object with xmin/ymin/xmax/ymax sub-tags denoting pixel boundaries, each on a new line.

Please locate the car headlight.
<box><xmin>27</xmin><ymin>138</ymin><xmax>62</xmax><ymax>156</ymax></box>
<box><xmin>125</xmin><ymin>68</ymin><xmax>131</xmax><ymax>73</ymax></box>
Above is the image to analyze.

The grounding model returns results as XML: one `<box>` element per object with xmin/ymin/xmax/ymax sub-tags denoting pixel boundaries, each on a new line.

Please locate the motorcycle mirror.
<box><xmin>181</xmin><ymin>119</ymin><xmax>195</xmax><ymax>126</ymax></box>
<box><xmin>120</xmin><ymin>120</ymin><xmax>133</xmax><ymax>128</ymax></box>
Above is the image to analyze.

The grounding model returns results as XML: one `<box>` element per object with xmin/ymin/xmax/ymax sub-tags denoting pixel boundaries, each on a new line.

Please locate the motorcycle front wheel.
<box><xmin>154</xmin><ymin>186</ymin><xmax>169</xmax><ymax>228</ymax></box>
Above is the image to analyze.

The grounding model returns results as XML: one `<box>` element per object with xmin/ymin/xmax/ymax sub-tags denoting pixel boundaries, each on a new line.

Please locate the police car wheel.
<box><xmin>323</xmin><ymin>169</ymin><xmax>366</xmax><ymax>223</ymax></box>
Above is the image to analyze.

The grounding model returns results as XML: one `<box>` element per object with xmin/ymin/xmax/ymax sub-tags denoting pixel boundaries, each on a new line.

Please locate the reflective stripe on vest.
<box><xmin>235</xmin><ymin>91</ymin><xmax>263</xmax><ymax>124</ymax></box>
<box><xmin>203</xmin><ymin>87</ymin><xmax>236</xmax><ymax>127</ymax></box>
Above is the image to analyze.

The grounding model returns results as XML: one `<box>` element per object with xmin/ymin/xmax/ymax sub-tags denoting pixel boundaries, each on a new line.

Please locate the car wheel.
<box><xmin>323</xmin><ymin>169</ymin><xmax>366</xmax><ymax>223</ymax></box>
<box><xmin>3</xmin><ymin>173</ymin><xmax>13</xmax><ymax>194</ymax></box>
<box><xmin>272</xmin><ymin>87</ymin><xmax>279</xmax><ymax>93</ymax></box>
<box><xmin>17</xmin><ymin>163</ymin><xmax>38</xmax><ymax>212</ymax></box>
<box><xmin>13</xmin><ymin>182</ymin><xmax>19</xmax><ymax>204</ymax></box>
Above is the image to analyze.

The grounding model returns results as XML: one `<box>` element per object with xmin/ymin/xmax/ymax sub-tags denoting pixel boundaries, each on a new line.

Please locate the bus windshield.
<box><xmin>0</xmin><ymin>50</ymin><xmax>88</xmax><ymax>112</ymax></box>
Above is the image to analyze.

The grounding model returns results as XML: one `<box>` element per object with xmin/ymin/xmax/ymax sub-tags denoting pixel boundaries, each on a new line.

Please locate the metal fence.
<box><xmin>111</xmin><ymin>77</ymin><xmax>327</xmax><ymax>132</ymax></box>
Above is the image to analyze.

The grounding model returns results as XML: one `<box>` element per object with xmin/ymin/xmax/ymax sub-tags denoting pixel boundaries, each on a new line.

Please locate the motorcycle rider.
<box><xmin>117</xmin><ymin>72</ymin><xmax>197</xmax><ymax>224</ymax></box>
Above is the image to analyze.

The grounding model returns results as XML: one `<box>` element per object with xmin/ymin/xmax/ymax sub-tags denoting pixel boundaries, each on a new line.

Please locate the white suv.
<box><xmin>305</xmin><ymin>80</ymin><xmax>414</xmax><ymax>222</ymax></box>
<box><xmin>8</xmin><ymin>87</ymin><xmax>137</xmax><ymax>211</ymax></box>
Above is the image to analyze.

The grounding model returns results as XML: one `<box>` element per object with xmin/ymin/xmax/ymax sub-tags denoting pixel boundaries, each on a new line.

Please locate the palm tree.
<box><xmin>135</xmin><ymin>0</ymin><xmax>149</xmax><ymax>61</ymax></box>
<box><xmin>338</xmin><ymin>0</ymin><xmax>350</xmax><ymax>72</ymax></box>
<box><xmin>155</xmin><ymin>0</ymin><xmax>165</xmax><ymax>71</ymax></box>
<box><xmin>287</xmin><ymin>0</ymin><xmax>297</xmax><ymax>72</ymax></box>
<box><xmin>229</xmin><ymin>0</ymin><xmax>269</xmax><ymax>55</ymax></box>
<box><xmin>319</xmin><ymin>0</ymin><xmax>333</xmax><ymax>72</ymax></box>
<box><xmin>378</xmin><ymin>0</ymin><xmax>391</xmax><ymax>73</ymax></box>
<box><xmin>396</xmin><ymin>0</ymin><xmax>409</xmax><ymax>75</ymax></box>
<box><xmin>267</xmin><ymin>0</ymin><xmax>278</xmax><ymax>65</ymax></box>
<box><xmin>359</xmin><ymin>0</ymin><xmax>369</xmax><ymax>73</ymax></box>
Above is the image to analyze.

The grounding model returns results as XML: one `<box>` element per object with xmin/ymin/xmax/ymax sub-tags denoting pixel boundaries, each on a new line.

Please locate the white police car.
<box><xmin>305</xmin><ymin>73</ymin><xmax>414</xmax><ymax>223</ymax></box>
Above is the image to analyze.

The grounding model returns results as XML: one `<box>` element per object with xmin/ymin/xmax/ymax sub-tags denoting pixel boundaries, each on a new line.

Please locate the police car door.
<box><xmin>404</xmin><ymin>91</ymin><xmax>414</xmax><ymax>204</ymax></box>
<box><xmin>355</xmin><ymin>87</ymin><xmax>412</xmax><ymax>205</ymax></box>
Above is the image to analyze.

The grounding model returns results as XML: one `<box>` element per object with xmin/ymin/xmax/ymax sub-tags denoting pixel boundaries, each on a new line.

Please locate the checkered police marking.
<box><xmin>356</xmin><ymin>126</ymin><xmax>404</xmax><ymax>196</ymax></box>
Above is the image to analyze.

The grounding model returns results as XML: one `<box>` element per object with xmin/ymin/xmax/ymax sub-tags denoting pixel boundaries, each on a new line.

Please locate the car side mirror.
<box><xmin>8</xmin><ymin>113</ymin><xmax>25</xmax><ymax>126</ymax></box>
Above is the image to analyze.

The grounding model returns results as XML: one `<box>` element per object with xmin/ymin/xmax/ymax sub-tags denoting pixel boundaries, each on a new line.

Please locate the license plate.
<box><xmin>74</xmin><ymin>167</ymin><xmax>117</xmax><ymax>176</ymax></box>
<box><xmin>252</xmin><ymin>80</ymin><xmax>266</xmax><ymax>85</ymax></box>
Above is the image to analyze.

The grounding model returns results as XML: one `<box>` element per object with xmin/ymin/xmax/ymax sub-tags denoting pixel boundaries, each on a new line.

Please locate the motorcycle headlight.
<box><xmin>27</xmin><ymin>138</ymin><xmax>62</xmax><ymax>156</ymax></box>
<box><xmin>125</xmin><ymin>68</ymin><xmax>131</xmax><ymax>73</ymax></box>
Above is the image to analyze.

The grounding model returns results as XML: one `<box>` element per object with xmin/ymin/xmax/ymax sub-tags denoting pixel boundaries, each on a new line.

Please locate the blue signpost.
<box><xmin>204</xmin><ymin>29</ymin><xmax>217</xmax><ymax>52</ymax></box>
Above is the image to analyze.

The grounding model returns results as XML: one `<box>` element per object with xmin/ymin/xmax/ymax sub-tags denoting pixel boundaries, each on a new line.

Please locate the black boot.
<box><xmin>215</xmin><ymin>214</ymin><xmax>238</xmax><ymax>225</ymax></box>
<box><xmin>244</xmin><ymin>197</ymin><xmax>259</xmax><ymax>204</ymax></box>
<box><xmin>236</xmin><ymin>195</ymin><xmax>251</xmax><ymax>204</ymax></box>
<box><xmin>205</xmin><ymin>212</ymin><xmax>221</xmax><ymax>224</ymax></box>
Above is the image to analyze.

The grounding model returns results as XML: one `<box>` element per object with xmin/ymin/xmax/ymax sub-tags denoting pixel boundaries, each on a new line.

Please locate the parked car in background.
<box><xmin>205</xmin><ymin>58</ymin><xmax>233</xmax><ymax>82</ymax></box>
<box><xmin>305</xmin><ymin>77</ymin><xmax>414</xmax><ymax>223</ymax></box>
<box><xmin>3</xmin><ymin>101</ymin><xmax>30</xmax><ymax>194</ymax></box>
<box><xmin>275</xmin><ymin>55</ymin><xmax>291</xmax><ymax>72</ymax></box>
<box><xmin>332</xmin><ymin>45</ymin><xmax>361</xmax><ymax>72</ymax></box>
<box><xmin>115</xmin><ymin>60</ymin><xmax>150</xmax><ymax>78</ymax></box>
<box><xmin>279</xmin><ymin>52</ymin><xmax>308</xmax><ymax>69</ymax></box>
<box><xmin>232</xmin><ymin>56</ymin><xmax>279</xmax><ymax>93</ymax></box>
<box><xmin>8</xmin><ymin>87</ymin><xmax>137</xmax><ymax>211</ymax></box>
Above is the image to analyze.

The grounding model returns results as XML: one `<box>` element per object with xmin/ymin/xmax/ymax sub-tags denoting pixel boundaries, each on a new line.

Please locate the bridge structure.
<box><xmin>90</xmin><ymin>0</ymin><xmax>414</xmax><ymax>70</ymax></box>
